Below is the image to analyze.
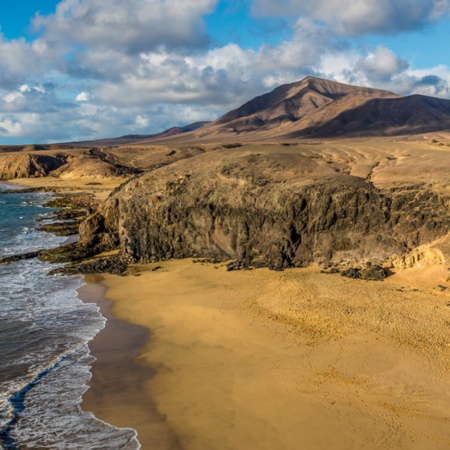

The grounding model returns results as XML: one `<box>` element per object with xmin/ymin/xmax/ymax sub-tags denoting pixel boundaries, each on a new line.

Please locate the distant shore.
<box><xmin>5</xmin><ymin>176</ymin><xmax>123</xmax><ymax>201</ymax></box>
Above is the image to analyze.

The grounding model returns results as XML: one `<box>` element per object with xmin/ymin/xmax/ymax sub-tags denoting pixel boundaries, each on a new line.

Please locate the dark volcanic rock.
<box><xmin>43</xmin><ymin>193</ymin><xmax>98</xmax><ymax>213</ymax></box>
<box><xmin>341</xmin><ymin>265</ymin><xmax>391</xmax><ymax>281</ymax></box>
<box><xmin>49</xmin><ymin>254</ymin><xmax>128</xmax><ymax>276</ymax></box>
<box><xmin>37</xmin><ymin>192</ymin><xmax>98</xmax><ymax>236</ymax></box>
<box><xmin>76</xmin><ymin>147</ymin><xmax>450</xmax><ymax>270</ymax></box>
<box><xmin>52</xmin><ymin>208</ymin><xmax>88</xmax><ymax>221</ymax></box>
<box><xmin>0</xmin><ymin>250</ymin><xmax>45</xmax><ymax>264</ymax></box>
<box><xmin>39</xmin><ymin>243</ymin><xmax>96</xmax><ymax>264</ymax></box>
<box><xmin>38</xmin><ymin>221</ymin><xmax>80</xmax><ymax>236</ymax></box>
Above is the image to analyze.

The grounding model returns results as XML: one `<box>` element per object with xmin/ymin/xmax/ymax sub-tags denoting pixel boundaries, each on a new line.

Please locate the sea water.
<box><xmin>0</xmin><ymin>185</ymin><xmax>140</xmax><ymax>449</ymax></box>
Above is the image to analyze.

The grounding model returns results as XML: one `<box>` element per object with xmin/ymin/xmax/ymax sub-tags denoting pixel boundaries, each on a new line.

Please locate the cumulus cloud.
<box><xmin>34</xmin><ymin>0</ymin><xmax>217</xmax><ymax>54</ymax></box>
<box><xmin>0</xmin><ymin>116</ymin><xmax>26</xmax><ymax>137</ymax></box>
<box><xmin>0</xmin><ymin>35</ymin><xmax>58</xmax><ymax>88</ymax></box>
<box><xmin>353</xmin><ymin>46</ymin><xmax>410</xmax><ymax>83</ymax></box>
<box><xmin>318</xmin><ymin>46</ymin><xmax>450</xmax><ymax>99</ymax></box>
<box><xmin>134</xmin><ymin>115</ymin><xmax>150</xmax><ymax>128</ymax></box>
<box><xmin>251</xmin><ymin>0</ymin><xmax>450</xmax><ymax>35</ymax></box>
<box><xmin>89</xmin><ymin>18</ymin><xmax>335</xmax><ymax>110</ymax></box>
<box><xmin>411</xmin><ymin>74</ymin><xmax>450</xmax><ymax>96</ymax></box>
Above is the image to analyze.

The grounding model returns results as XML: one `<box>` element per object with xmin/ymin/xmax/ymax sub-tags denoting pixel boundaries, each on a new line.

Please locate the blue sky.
<box><xmin>1</xmin><ymin>0</ymin><xmax>450</xmax><ymax>144</ymax></box>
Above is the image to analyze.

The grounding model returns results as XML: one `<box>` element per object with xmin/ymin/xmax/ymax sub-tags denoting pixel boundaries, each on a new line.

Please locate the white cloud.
<box><xmin>354</xmin><ymin>46</ymin><xmax>410</xmax><ymax>82</ymax></box>
<box><xmin>0</xmin><ymin>34</ymin><xmax>63</xmax><ymax>90</ymax></box>
<box><xmin>34</xmin><ymin>0</ymin><xmax>217</xmax><ymax>54</ymax></box>
<box><xmin>251</xmin><ymin>0</ymin><xmax>450</xmax><ymax>36</ymax></box>
<box><xmin>0</xmin><ymin>116</ymin><xmax>27</xmax><ymax>137</ymax></box>
<box><xmin>318</xmin><ymin>46</ymin><xmax>450</xmax><ymax>99</ymax></box>
<box><xmin>76</xmin><ymin>91</ymin><xmax>90</xmax><ymax>102</ymax></box>
<box><xmin>19</xmin><ymin>84</ymin><xmax>32</xmax><ymax>93</ymax></box>
<box><xmin>89</xmin><ymin>18</ymin><xmax>335</xmax><ymax>110</ymax></box>
<box><xmin>2</xmin><ymin>84</ymin><xmax>50</xmax><ymax>110</ymax></box>
<box><xmin>134</xmin><ymin>115</ymin><xmax>149</xmax><ymax>128</ymax></box>
<box><xmin>4</xmin><ymin>91</ymin><xmax>25</xmax><ymax>104</ymax></box>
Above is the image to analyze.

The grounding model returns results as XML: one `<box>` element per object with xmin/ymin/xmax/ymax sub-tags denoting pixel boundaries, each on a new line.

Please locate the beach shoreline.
<box><xmin>78</xmin><ymin>277</ymin><xmax>181</xmax><ymax>450</ymax></box>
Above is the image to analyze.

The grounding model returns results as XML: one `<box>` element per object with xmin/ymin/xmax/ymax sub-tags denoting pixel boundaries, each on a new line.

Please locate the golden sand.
<box><xmin>91</xmin><ymin>260</ymin><xmax>450</xmax><ymax>450</ymax></box>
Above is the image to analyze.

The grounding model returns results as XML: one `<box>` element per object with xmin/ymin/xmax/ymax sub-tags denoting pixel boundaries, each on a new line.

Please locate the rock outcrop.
<box><xmin>78</xmin><ymin>147</ymin><xmax>450</xmax><ymax>269</ymax></box>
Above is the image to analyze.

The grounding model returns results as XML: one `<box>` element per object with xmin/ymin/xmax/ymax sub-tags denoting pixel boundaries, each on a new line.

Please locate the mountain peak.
<box><xmin>213</xmin><ymin>76</ymin><xmax>398</xmax><ymax>133</ymax></box>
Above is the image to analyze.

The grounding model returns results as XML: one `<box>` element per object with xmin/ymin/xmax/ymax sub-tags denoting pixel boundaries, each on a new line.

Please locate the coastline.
<box><xmin>97</xmin><ymin>259</ymin><xmax>450</xmax><ymax>450</ymax></box>
<box><xmin>78</xmin><ymin>277</ymin><xmax>181</xmax><ymax>449</ymax></box>
<box><xmin>0</xmin><ymin>183</ymin><xmax>136</xmax><ymax>449</ymax></box>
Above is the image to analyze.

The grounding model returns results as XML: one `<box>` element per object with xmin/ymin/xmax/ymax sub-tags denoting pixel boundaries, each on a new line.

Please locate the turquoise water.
<box><xmin>0</xmin><ymin>185</ymin><xmax>140</xmax><ymax>449</ymax></box>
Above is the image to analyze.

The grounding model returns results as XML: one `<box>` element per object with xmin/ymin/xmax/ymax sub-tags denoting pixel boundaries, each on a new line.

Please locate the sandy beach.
<box><xmin>7</xmin><ymin>177</ymin><xmax>124</xmax><ymax>201</ymax></box>
<box><xmin>85</xmin><ymin>259</ymin><xmax>450</xmax><ymax>450</ymax></box>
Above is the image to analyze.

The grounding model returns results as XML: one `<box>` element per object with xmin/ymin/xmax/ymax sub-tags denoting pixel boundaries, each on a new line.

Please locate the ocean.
<box><xmin>0</xmin><ymin>184</ymin><xmax>140</xmax><ymax>449</ymax></box>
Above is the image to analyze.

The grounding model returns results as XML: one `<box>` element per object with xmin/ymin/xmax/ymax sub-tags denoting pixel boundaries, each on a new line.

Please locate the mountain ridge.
<box><xmin>146</xmin><ymin>76</ymin><xmax>450</xmax><ymax>144</ymax></box>
<box><xmin>69</xmin><ymin>77</ymin><xmax>450</xmax><ymax>146</ymax></box>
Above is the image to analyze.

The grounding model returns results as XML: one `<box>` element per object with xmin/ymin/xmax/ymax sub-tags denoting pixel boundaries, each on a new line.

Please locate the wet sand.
<box><xmin>90</xmin><ymin>259</ymin><xmax>450</xmax><ymax>450</ymax></box>
<box><xmin>79</xmin><ymin>278</ymin><xmax>180</xmax><ymax>449</ymax></box>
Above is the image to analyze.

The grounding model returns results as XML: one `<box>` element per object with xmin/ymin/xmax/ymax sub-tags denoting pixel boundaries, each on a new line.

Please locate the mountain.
<box><xmin>68</xmin><ymin>121</ymin><xmax>210</xmax><ymax>147</ymax></box>
<box><xmin>144</xmin><ymin>77</ymin><xmax>450</xmax><ymax>144</ymax></box>
<box><xmin>68</xmin><ymin>77</ymin><xmax>450</xmax><ymax>147</ymax></box>
<box><xmin>213</xmin><ymin>76</ymin><xmax>398</xmax><ymax>132</ymax></box>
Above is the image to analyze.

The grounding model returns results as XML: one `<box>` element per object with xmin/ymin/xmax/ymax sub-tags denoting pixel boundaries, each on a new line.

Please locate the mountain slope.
<box><xmin>69</xmin><ymin>121</ymin><xmax>209</xmax><ymax>147</ymax></box>
<box><xmin>145</xmin><ymin>77</ymin><xmax>450</xmax><ymax>144</ymax></box>
<box><xmin>214</xmin><ymin>77</ymin><xmax>398</xmax><ymax>132</ymax></box>
<box><xmin>284</xmin><ymin>94</ymin><xmax>450</xmax><ymax>138</ymax></box>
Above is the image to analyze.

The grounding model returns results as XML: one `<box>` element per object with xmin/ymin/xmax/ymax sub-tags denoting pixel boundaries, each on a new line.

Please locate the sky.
<box><xmin>1</xmin><ymin>0</ymin><xmax>450</xmax><ymax>144</ymax></box>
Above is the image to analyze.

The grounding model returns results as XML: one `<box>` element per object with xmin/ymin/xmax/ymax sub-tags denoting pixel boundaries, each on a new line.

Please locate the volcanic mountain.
<box><xmin>137</xmin><ymin>76</ymin><xmax>450</xmax><ymax>144</ymax></box>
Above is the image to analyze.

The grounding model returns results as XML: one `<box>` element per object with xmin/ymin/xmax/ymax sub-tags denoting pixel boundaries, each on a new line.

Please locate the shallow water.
<box><xmin>0</xmin><ymin>185</ymin><xmax>140</xmax><ymax>449</ymax></box>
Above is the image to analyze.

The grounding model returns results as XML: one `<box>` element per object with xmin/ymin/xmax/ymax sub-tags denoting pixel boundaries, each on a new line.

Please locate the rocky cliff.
<box><xmin>0</xmin><ymin>153</ymin><xmax>67</xmax><ymax>180</ymax></box>
<box><xmin>78</xmin><ymin>145</ymin><xmax>450</xmax><ymax>269</ymax></box>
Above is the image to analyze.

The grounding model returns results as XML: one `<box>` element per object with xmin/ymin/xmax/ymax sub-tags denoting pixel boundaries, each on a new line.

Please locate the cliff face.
<box><xmin>79</xmin><ymin>146</ymin><xmax>450</xmax><ymax>269</ymax></box>
<box><xmin>0</xmin><ymin>154</ymin><xmax>67</xmax><ymax>180</ymax></box>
